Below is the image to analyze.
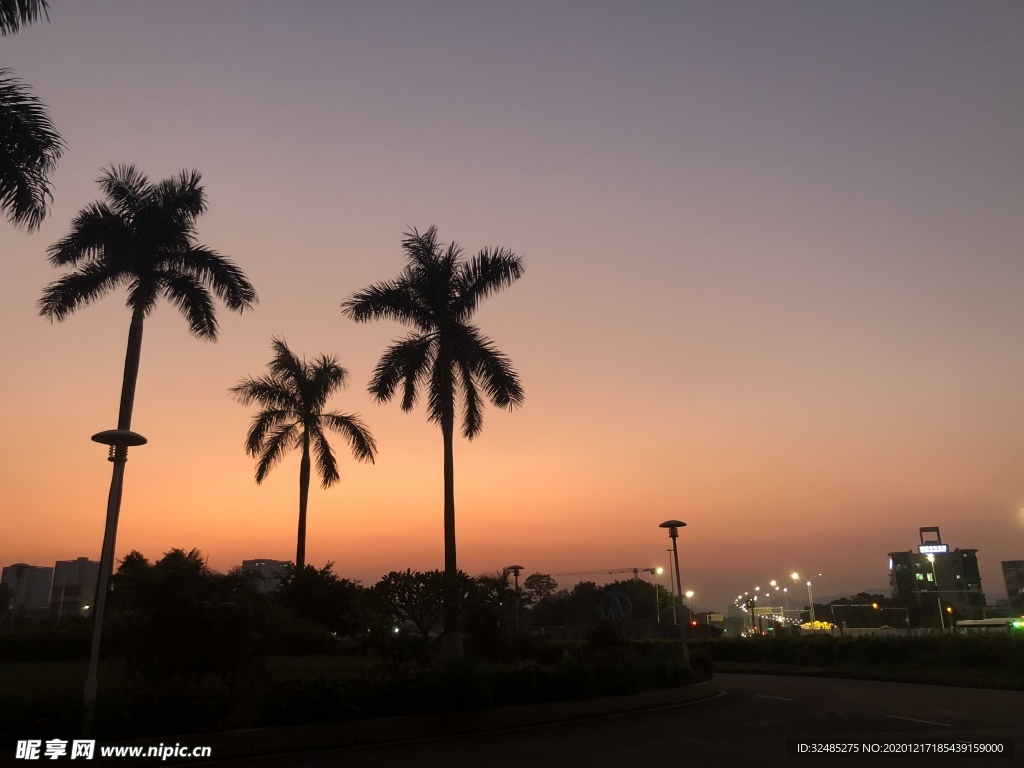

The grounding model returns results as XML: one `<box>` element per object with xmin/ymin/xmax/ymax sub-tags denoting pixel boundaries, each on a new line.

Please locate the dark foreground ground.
<box><xmin>200</xmin><ymin>673</ymin><xmax>1023</xmax><ymax>768</ymax></box>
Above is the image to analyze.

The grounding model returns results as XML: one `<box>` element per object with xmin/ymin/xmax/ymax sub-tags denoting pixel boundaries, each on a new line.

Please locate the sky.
<box><xmin>1</xmin><ymin>1</ymin><xmax>1022</xmax><ymax>613</ymax></box>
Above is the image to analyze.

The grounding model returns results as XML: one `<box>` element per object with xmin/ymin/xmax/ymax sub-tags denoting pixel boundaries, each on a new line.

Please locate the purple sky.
<box><xmin>2</xmin><ymin>1</ymin><xmax>1022</xmax><ymax>612</ymax></box>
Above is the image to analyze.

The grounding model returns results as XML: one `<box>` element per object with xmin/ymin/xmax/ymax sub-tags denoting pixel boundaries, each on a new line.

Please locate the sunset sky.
<box><xmin>2</xmin><ymin>1</ymin><xmax>1022</xmax><ymax>613</ymax></box>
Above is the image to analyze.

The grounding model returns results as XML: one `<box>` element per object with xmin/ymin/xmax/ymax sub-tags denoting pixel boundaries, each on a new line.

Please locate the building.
<box><xmin>50</xmin><ymin>557</ymin><xmax>100</xmax><ymax>621</ymax></box>
<box><xmin>241</xmin><ymin>559</ymin><xmax>288</xmax><ymax>593</ymax></box>
<box><xmin>888</xmin><ymin>526</ymin><xmax>985</xmax><ymax>614</ymax></box>
<box><xmin>1002</xmin><ymin>560</ymin><xmax>1024</xmax><ymax>612</ymax></box>
<box><xmin>1</xmin><ymin>563</ymin><xmax>54</xmax><ymax>619</ymax></box>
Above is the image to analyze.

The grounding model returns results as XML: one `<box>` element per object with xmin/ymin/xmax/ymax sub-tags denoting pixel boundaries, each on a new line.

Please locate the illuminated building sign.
<box><xmin>919</xmin><ymin>544</ymin><xmax>949</xmax><ymax>554</ymax></box>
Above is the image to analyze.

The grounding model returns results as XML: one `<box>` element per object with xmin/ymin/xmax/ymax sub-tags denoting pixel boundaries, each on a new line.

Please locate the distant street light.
<box><xmin>84</xmin><ymin>428</ymin><xmax>147</xmax><ymax>735</ymax></box>
<box><xmin>659</xmin><ymin>520</ymin><xmax>690</xmax><ymax>667</ymax></box>
<box><xmin>507</xmin><ymin>565</ymin><xmax>524</xmax><ymax>634</ymax></box>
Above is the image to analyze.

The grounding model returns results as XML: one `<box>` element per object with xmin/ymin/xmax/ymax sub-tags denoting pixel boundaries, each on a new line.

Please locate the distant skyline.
<box><xmin>2</xmin><ymin>1</ymin><xmax>1022</xmax><ymax>612</ymax></box>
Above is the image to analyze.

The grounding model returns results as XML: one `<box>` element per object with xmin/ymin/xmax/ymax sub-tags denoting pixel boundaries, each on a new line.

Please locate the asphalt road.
<box><xmin>225</xmin><ymin>674</ymin><xmax>1024</xmax><ymax>767</ymax></box>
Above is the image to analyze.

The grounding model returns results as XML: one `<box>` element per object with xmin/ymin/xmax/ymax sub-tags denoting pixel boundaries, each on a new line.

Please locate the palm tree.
<box><xmin>0</xmin><ymin>0</ymin><xmax>64</xmax><ymax>230</ymax></box>
<box><xmin>231</xmin><ymin>337</ymin><xmax>377</xmax><ymax>570</ymax></box>
<box><xmin>342</xmin><ymin>226</ymin><xmax>524</xmax><ymax>656</ymax></box>
<box><xmin>39</xmin><ymin>164</ymin><xmax>257</xmax><ymax>723</ymax></box>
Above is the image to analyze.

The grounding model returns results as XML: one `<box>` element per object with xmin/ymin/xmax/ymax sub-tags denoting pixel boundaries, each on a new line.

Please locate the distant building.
<box><xmin>888</xmin><ymin>526</ymin><xmax>985</xmax><ymax>613</ymax></box>
<box><xmin>1002</xmin><ymin>560</ymin><xmax>1024</xmax><ymax>612</ymax></box>
<box><xmin>241</xmin><ymin>559</ymin><xmax>288</xmax><ymax>593</ymax></box>
<box><xmin>50</xmin><ymin>557</ymin><xmax>100</xmax><ymax>621</ymax></box>
<box><xmin>1</xmin><ymin>563</ymin><xmax>54</xmax><ymax>618</ymax></box>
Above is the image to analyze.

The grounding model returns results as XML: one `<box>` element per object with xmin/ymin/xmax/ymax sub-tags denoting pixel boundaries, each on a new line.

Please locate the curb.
<box><xmin>102</xmin><ymin>680</ymin><xmax>717</xmax><ymax>765</ymax></box>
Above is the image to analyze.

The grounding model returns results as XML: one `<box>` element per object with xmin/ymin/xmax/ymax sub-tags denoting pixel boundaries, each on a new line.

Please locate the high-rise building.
<box><xmin>888</xmin><ymin>526</ymin><xmax>985</xmax><ymax>613</ymax></box>
<box><xmin>1</xmin><ymin>563</ymin><xmax>54</xmax><ymax>618</ymax></box>
<box><xmin>50</xmin><ymin>557</ymin><xmax>100</xmax><ymax>621</ymax></box>
<box><xmin>241</xmin><ymin>559</ymin><xmax>288</xmax><ymax>593</ymax></box>
<box><xmin>1002</xmin><ymin>560</ymin><xmax>1024</xmax><ymax>612</ymax></box>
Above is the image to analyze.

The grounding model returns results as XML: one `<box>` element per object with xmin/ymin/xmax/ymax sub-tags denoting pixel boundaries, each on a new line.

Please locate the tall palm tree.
<box><xmin>342</xmin><ymin>226</ymin><xmax>524</xmax><ymax>657</ymax></box>
<box><xmin>1</xmin><ymin>0</ymin><xmax>64</xmax><ymax>231</ymax></box>
<box><xmin>39</xmin><ymin>164</ymin><xmax>257</xmax><ymax>721</ymax></box>
<box><xmin>231</xmin><ymin>337</ymin><xmax>377</xmax><ymax>570</ymax></box>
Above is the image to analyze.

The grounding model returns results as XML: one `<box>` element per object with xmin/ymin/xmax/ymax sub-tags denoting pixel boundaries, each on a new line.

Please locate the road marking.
<box><xmin>756</xmin><ymin>695</ymin><xmax>792</xmax><ymax>701</ymax></box>
<box><xmin>885</xmin><ymin>715</ymin><xmax>952</xmax><ymax>727</ymax></box>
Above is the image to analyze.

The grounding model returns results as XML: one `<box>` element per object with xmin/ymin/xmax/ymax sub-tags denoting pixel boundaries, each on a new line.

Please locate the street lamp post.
<box><xmin>926</xmin><ymin>555</ymin><xmax>945</xmax><ymax>631</ymax></box>
<box><xmin>659</xmin><ymin>520</ymin><xmax>690</xmax><ymax>667</ymax></box>
<box><xmin>685</xmin><ymin>590</ymin><xmax>694</xmax><ymax>625</ymax></box>
<box><xmin>666</xmin><ymin>548</ymin><xmax>676</xmax><ymax>624</ymax></box>
<box><xmin>84</xmin><ymin>428</ymin><xmax>147</xmax><ymax>735</ymax></box>
<box><xmin>792</xmin><ymin>572</ymin><xmax>822</xmax><ymax>625</ymax></box>
<box><xmin>646</xmin><ymin>567</ymin><xmax>664</xmax><ymax>623</ymax></box>
<box><xmin>507</xmin><ymin>565</ymin><xmax>524</xmax><ymax>634</ymax></box>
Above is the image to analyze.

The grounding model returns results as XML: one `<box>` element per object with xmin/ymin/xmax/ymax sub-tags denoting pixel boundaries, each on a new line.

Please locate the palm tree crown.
<box><xmin>342</xmin><ymin>226</ymin><xmax>524</xmax><ymax>656</ymax></box>
<box><xmin>40</xmin><ymin>164</ymin><xmax>256</xmax><ymax>338</ymax></box>
<box><xmin>231</xmin><ymin>337</ymin><xmax>377</xmax><ymax>570</ymax></box>
<box><xmin>341</xmin><ymin>226</ymin><xmax>525</xmax><ymax>436</ymax></box>
<box><xmin>0</xmin><ymin>68</ymin><xmax>64</xmax><ymax>232</ymax></box>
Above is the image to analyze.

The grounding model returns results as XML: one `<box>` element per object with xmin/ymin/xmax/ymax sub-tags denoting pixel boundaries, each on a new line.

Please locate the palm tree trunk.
<box><xmin>297</xmin><ymin>433</ymin><xmax>311</xmax><ymax>570</ymax></box>
<box><xmin>85</xmin><ymin>303</ymin><xmax>146</xmax><ymax>732</ymax></box>
<box><xmin>117</xmin><ymin>304</ymin><xmax>146</xmax><ymax>430</ymax></box>
<box><xmin>440</xmin><ymin>411</ymin><xmax>463</xmax><ymax>658</ymax></box>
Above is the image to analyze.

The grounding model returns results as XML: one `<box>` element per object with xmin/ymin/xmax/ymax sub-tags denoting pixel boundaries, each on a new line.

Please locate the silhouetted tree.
<box><xmin>231</xmin><ymin>338</ymin><xmax>376</xmax><ymax>569</ymax></box>
<box><xmin>110</xmin><ymin>548</ymin><xmax>250</xmax><ymax>681</ymax></box>
<box><xmin>276</xmin><ymin>562</ymin><xmax>364</xmax><ymax>636</ymax></box>
<box><xmin>342</xmin><ymin>226</ymin><xmax>524</xmax><ymax>657</ymax></box>
<box><xmin>522</xmin><ymin>573</ymin><xmax>557</xmax><ymax>605</ymax></box>
<box><xmin>40</xmin><ymin>165</ymin><xmax>257</xmax><ymax>612</ymax></box>
<box><xmin>0</xmin><ymin>1</ymin><xmax>63</xmax><ymax>231</ymax></box>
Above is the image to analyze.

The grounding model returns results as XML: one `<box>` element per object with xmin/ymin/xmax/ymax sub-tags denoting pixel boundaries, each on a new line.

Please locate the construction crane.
<box><xmin>554</xmin><ymin>567</ymin><xmax>658</xmax><ymax>580</ymax></box>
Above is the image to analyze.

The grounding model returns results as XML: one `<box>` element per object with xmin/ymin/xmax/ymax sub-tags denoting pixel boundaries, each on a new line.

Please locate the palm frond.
<box><xmin>45</xmin><ymin>202</ymin><xmax>123</xmax><ymax>266</ymax></box>
<box><xmin>267</xmin><ymin>336</ymin><xmax>307</xmax><ymax>390</ymax></box>
<box><xmin>401</xmin><ymin>226</ymin><xmax>441</xmax><ymax>272</ymax></box>
<box><xmin>229</xmin><ymin>374</ymin><xmax>297</xmax><ymax>411</ymax></box>
<box><xmin>98</xmin><ymin>165</ymin><xmax>151</xmax><ymax>220</ymax></box>
<box><xmin>307</xmin><ymin>354</ymin><xmax>347</xmax><ymax>412</ymax></box>
<box><xmin>342</xmin><ymin>278</ymin><xmax>431</xmax><ymax>330</ymax></box>
<box><xmin>159</xmin><ymin>270</ymin><xmax>218</xmax><ymax>339</ymax></box>
<box><xmin>458</xmin><ymin>359</ymin><xmax>483</xmax><ymax>439</ymax></box>
<box><xmin>38</xmin><ymin>262</ymin><xmax>124</xmax><ymax>321</ymax></box>
<box><xmin>0</xmin><ymin>0</ymin><xmax>49</xmax><ymax>36</ymax></box>
<box><xmin>168</xmin><ymin>246</ymin><xmax>258</xmax><ymax>312</ymax></box>
<box><xmin>0</xmin><ymin>68</ymin><xmax>64</xmax><ymax>230</ymax></box>
<box><xmin>458</xmin><ymin>323</ymin><xmax>524</xmax><ymax>410</ymax></box>
<box><xmin>310</xmin><ymin>426</ymin><xmax>340</xmax><ymax>488</ymax></box>
<box><xmin>155</xmin><ymin>168</ymin><xmax>206</xmax><ymax>224</ymax></box>
<box><xmin>241</xmin><ymin>408</ymin><xmax>291</xmax><ymax>457</ymax></box>
<box><xmin>367</xmin><ymin>333</ymin><xmax>433</xmax><ymax>408</ymax></box>
<box><xmin>426</xmin><ymin>347</ymin><xmax>455</xmax><ymax>427</ymax></box>
<box><xmin>453</xmin><ymin>246</ymin><xmax>524</xmax><ymax>318</ymax></box>
<box><xmin>323</xmin><ymin>411</ymin><xmax>378</xmax><ymax>463</ymax></box>
<box><xmin>254</xmin><ymin>422</ymin><xmax>300</xmax><ymax>484</ymax></box>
